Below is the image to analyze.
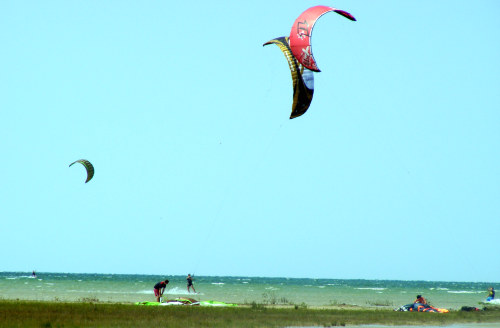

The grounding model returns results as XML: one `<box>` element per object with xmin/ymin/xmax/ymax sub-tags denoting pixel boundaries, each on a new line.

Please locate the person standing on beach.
<box><xmin>187</xmin><ymin>274</ymin><xmax>196</xmax><ymax>293</ymax></box>
<box><xmin>153</xmin><ymin>279</ymin><xmax>169</xmax><ymax>302</ymax></box>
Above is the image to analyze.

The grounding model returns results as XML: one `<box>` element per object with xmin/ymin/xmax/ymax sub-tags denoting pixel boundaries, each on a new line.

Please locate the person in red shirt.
<box><xmin>153</xmin><ymin>279</ymin><xmax>169</xmax><ymax>302</ymax></box>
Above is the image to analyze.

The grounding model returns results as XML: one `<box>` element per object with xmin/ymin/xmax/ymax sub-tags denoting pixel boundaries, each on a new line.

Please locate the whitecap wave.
<box><xmin>134</xmin><ymin>287</ymin><xmax>204</xmax><ymax>296</ymax></box>
<box><xmin>166</xmin><ymin>287</ymin><xmax>203</xmax><ymax>296</ymax></box>
<box><xmin>447</xmin><ymin>290</ymin><xmax>483</xmax><ymax>294</ymax></box>
<box><xmin>5</xmin><ymin>275</ymin><xmax>36</xmax><ymax>280</ymax></box>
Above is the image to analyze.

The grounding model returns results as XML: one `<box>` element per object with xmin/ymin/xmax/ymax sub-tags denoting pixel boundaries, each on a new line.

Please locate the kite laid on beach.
<box><xmin>263</xmin><ymin>36</ymin><xmax>314</xmax><ymax>119</ymax></box>
<box><xmin>69</xmin><ymin>159</ymin><xmax>94</xmax><ymax>183</ymax></box>
<box><xmin>135</xmin><ymin>298</ymin><xmax>238</xmax><ymax>307</ymax></box>
<box><xmin>289</xmin><ymin>5</ymin><xmax>356</xmax><ymax>72</ymax></box>
<box><xmin>395</xmin><ymin>303</ymin><xmax>449</xmax><ymax>313</ymax></box>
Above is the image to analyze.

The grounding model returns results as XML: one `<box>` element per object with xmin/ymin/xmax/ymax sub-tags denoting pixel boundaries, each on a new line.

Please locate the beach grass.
<box><xmin>1</xmin><ymin>300</ymin><xmax>500</xmax><ymax>328</ymax></box>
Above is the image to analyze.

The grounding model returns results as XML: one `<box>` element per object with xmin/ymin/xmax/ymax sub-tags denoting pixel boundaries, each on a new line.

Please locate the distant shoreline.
<box><xmin>3</xmin><ymin>271</ymin><xmax>499</xmax><ymax>284</ymax></box>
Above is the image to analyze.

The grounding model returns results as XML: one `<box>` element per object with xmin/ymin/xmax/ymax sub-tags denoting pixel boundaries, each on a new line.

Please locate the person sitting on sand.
<box><xmin>412</xmin><ymin>294</ymin><xmax>431</xmax><ymax>311</ymax></box>
<box><xmin>187</xmin><ymin>274</ymin><xmax>196</xmax><ymax>293</ymax></box>
<box><xmin>487</xmin><ymin>287</ymin><xmax>495</xmax><ymax>301</ymax></box>
<box><xmin>414</xmin><ymin>295</ymin><xmax>428</xmax><ymax>305</ymax></box>
<box><xmin>153</xmin><ymin>279</ymin><xmax>169</xmax><ymax>302</ymax></box>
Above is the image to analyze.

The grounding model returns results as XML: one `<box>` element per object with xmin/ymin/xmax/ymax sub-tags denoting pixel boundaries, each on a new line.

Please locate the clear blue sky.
<box><xmin>1</xmin><ymin>0</ymin><xmax>499</xmax><ymax>282</ymax></box>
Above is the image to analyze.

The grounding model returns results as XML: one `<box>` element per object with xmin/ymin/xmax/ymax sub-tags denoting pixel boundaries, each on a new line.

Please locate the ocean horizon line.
<box><xmin>2</xmin><ymin>271</ymin><xmax>498</xmax><ymax>284</ymax></box>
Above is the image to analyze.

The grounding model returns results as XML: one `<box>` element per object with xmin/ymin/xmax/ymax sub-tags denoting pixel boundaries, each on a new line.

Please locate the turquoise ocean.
<box><xmin>1</xmin><ymin>272</ymin><xmax>496</xmax><ymax>310</ymax></box>
<box><xmin>0</xmin><ymin>272</ymin><xmax>500</xmax><ymax>309</ymax></box>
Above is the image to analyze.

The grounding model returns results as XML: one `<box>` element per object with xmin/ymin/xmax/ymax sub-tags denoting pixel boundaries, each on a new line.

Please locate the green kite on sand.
<box><xmin>136</xmin><ymin>298</ymin><xmax>237</xmax><ymax>307</ymax></box>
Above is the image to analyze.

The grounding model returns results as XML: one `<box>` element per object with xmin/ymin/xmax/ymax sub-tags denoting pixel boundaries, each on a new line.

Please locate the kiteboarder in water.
<box><xmin>487</xmin><ymin>287</ymin><xmax>495</xmax><ymax>301</ymax></box>
<box><xmin>187</xmin><ymin>274</ymin><xmax>196</xmax><ymax>293</ymax></box>
<box><xmin>153</xmin><ymin>279</ymin><xmax>169</xmax><ymax>302</ymax></box>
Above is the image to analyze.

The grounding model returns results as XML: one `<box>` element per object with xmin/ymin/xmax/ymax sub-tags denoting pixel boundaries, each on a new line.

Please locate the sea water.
<box><xmin>0</xmin><ymin>272</ymin><xmax>496</xmax><ymax>310</ymax></box>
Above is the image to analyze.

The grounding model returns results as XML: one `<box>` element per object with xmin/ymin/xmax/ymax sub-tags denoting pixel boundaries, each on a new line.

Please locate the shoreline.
<box><xmin>1</xmin><ymin>295</ymin><xmax>495</xmax><ymax>311</ymax></box>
